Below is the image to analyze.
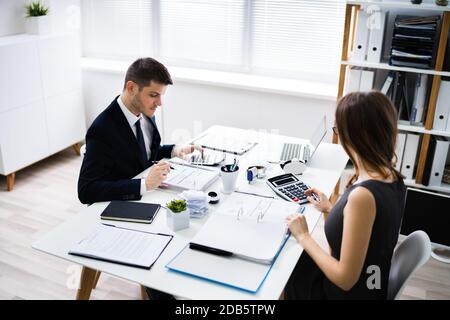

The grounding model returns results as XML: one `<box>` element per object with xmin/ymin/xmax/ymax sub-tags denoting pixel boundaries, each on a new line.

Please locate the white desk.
<box><xmin>32</xmin><ymin>125</ymin><xmax>348</xmax><ymax>300</ymax></box>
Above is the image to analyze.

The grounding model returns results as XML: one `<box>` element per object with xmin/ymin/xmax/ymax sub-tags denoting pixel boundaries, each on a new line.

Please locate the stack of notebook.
<box><xmin>389</xmin><ymin>15</ymin><xmax>440</xmax><ymax>69</ymax></box>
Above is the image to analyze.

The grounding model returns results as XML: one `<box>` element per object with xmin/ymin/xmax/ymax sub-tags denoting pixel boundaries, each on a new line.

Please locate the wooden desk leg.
<box><xmin>76</xmin><ymin>266</ymin><xmax>97</xmax><ymax>300</ymax></box>
<box><xmin>140</xmin><ymin>285</ymin><xmax>149</xmax><ymax>300</ymax></box>
<box><xmin>6</xmin><ymin>173</ymin><xmax>15</xmax><ymax>191</ymax></box>
<box><xmin>92</xmin><ymin>271</ymin><xmax>101</xmax><ymax>289</ymax></box>
<box><xmin>72</xmin><ymin>143</ymin><xmax>81</xmax><ymax>156</ymax></box>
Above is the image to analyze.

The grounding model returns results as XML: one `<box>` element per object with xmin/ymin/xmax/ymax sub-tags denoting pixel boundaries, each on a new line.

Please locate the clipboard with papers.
<box><xmin>165</xmin><ymin>192</ymin><xmax>317</xmax><ymax>293</ymax></box>
<box><xmin>68</xmin><ymin>224</ymin><xmax>173</xmax><ymax>269</ymax></box>
<box><xmin>162</xmin><ymin>162</ymin><xmax>220</xmax><ymax>191</ymax></box>
<box><xmin>191</xmin><ymin>132</ymin><xmax>258</xmax><ymax>155</ymax></box>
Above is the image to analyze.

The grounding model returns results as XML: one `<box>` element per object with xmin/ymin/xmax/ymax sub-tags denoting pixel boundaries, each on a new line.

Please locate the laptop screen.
<box><xmin>307</xmin><ymin>115</ymin><xmax>327</xmax><ymax>159</ymax></box>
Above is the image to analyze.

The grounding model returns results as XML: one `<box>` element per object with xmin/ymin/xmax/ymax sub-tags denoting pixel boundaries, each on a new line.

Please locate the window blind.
<box><xmin>159</xmin><ymin>0</ymin><xmax>245</xmax><ymax>70</ymax></box>
<box><xmin>82</xmin><ymin>0</ymin><xmax>153</xmax><ymax>60</ymax></box>
<box><xmin>252</xmin><ymin>0</ymin><xmax>345</xmax><ymax>82</ymax></box>
<box><xmin>81</xmin><ymin>0</ymin><xmax>345</xmax><ymax>82</ymax></box>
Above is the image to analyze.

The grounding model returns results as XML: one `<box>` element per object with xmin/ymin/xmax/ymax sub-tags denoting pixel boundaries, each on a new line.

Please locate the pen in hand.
<box><xmin>151</xmin><ymin>161</ymin><xmax>175</xmax><ymax>170</ymax></box>
<box><xmin>311</xmin><ymin>192</ymin><xmax>320</xmax><ymax>202</ymax></box>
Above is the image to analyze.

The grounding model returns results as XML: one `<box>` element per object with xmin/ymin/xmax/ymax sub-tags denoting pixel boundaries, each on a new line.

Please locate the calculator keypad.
<box><xmin>280</xmin><ymin>182</ymin><xmax>309</xmax><ymax>203</ymax></box>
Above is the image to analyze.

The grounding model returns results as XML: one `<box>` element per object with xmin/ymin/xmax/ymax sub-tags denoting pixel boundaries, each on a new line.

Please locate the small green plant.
<box><xmin>25</xmin><ymin>1</ymin><xmax>49</xmax><ymax>17</ymax></box>
<box><xmin>436</xmin><ymin>0</ymin><xmax>449</xmax><ymax>6</ymax></box>
<box><xmin>166</xmin><ymin>199</ymin><xmax>187</xmax><ymax>213</ymax></box>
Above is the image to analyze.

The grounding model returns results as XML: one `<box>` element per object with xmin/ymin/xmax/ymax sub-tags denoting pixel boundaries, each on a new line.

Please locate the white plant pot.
<box><xmin>25</xmin><ymin>16</ymin><xmax>51</xmax><ymax>35</ymax></box>
<box><xmin>166</xmin><ymin>209</ymin><xmax>190</xmax><ymax>231</ymax></box>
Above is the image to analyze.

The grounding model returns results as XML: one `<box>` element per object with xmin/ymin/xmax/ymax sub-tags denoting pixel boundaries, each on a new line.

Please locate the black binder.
<box><xmin>422</xmin><ymin>136</ymin><xmax>437</xmax><ymax>186</ymax></box>
<box><xmin>100</xmin><ymin>200</ymin><xmax>161</xmax><ymax>224</ymax></box>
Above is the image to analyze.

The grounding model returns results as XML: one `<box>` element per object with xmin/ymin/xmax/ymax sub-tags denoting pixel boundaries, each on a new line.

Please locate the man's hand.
<box><xmin>145</xmin><ymin>161</ymin><xmax>171</xmax><ymax>191</ymax></box>
<box><xmin>172</xmin><ymin>144</ymin><xmax>204</xmax><ymax>160</ymax></box>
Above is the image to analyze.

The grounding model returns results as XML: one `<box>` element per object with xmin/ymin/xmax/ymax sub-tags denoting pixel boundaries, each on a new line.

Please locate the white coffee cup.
<box><xmin>220</xmin><ymin>164</ymin><xmax>239</xmax><ymax>194</ymax></box>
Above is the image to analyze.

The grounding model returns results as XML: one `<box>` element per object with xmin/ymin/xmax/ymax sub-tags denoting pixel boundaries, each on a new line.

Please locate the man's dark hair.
<box><xmin>123</xmin><ymin>57</ymin><xmax>173</xmax><ymax>90</ymax></box>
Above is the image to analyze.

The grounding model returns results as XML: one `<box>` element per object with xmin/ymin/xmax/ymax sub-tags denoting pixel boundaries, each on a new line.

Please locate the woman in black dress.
<box><xmin>285</xmin><ymin>91</ymin><xmax>407</xmax><ymax>300</ymax></box>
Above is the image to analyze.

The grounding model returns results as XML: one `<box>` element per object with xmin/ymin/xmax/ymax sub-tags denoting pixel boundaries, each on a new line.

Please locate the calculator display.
<box><xmin>274</xmin><ymin>177</ymin><xmax>296</xmax><ymax>186</ymax></box>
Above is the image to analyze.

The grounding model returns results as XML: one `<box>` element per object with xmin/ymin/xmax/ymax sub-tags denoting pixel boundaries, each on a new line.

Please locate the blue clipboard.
<box><xmin>165</xmin><ymin>234</ymin><xmax>290</xmax><ymax>294</ymax></box>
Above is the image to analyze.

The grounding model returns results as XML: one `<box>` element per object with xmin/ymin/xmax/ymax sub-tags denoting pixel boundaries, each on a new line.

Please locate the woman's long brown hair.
<box><xmin>335</xmin><ymin>91</ymin><xmax>404</xmax><ymax>187</ymax></box>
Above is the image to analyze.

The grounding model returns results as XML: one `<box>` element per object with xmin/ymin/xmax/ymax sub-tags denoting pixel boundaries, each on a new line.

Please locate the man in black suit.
<box><xmin>78</xmin><ymin>57</ymin><xmax>202</xmax><ymax>204</ymax></box>
<box><xmin>78</xmin><ymin>58</ymin><xmax>201</xmax><ymax>300</ymax></box>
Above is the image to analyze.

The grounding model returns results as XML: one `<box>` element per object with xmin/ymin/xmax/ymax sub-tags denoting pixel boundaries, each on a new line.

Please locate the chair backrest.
<box><xmin>388</xmin><ymin>230</ymin><xmax>431</xmax><ymax>300</ymax></box>
<box><xmin>80</xmin><ymin>144</ymin><xmax>86</xmax><ymax>157</ymax></box>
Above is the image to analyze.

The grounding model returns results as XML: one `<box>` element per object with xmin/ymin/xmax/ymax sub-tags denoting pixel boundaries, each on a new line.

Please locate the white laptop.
<box><xmin>269</xmin><ymin>115</ymin><xmax>327</xmax><ymax>163</ymax></box>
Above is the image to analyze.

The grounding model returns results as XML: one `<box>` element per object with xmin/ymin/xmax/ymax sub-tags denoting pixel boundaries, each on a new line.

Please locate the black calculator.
<box><xmin>266</xmin><ymin>173</ymin><xmax>310</xmax><ymax>204</ymax></box>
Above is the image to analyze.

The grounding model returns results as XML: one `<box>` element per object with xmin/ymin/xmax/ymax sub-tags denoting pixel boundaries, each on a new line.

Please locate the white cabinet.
<box><xmin>0</xmin><ymin>33</ymin><xmax>86</xmax><ymax>188</ymax></box>
<box><xmin>45</xmin><ymin>89</ymin><xmax>85</xmax><ymax>154</ymax></box>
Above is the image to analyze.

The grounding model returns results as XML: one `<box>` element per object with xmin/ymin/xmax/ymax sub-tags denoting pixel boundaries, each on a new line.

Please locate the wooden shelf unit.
<box><xmin>336</xmin><ymin>1</ymin><xmax>450</xmax><ymax>190</ymax></box>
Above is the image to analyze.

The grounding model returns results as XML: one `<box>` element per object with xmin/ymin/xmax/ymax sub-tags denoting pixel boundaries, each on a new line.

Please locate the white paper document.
<box><xmin>190</xmin><ymin>192</ymin><xmax>301</xmax><ymax>264</ymax></box>
<box><xmin>69</xmin><ymin>224</ymin><xmax>172</xmax><ymax>269</ymax></box>
<box><xmin>163</xmin><ymin>163</ymin><xmax>219</xmax><ymax>191</ymax></box>
<box><xmin>166</xmin><ymin>194</ymin><xmax>322</xmax><ymax>293</ymax></box>
<box><xmin>192</xmin><ymin>132</ymin><xmax>257</xmax><ymax>155</ymax></box>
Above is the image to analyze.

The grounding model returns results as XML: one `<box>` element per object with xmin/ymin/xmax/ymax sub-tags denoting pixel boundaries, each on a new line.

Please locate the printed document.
<box><xmin>69</xmin><ymin>224</ymin><xmax>172</xmax><ymax>268</ymax></box>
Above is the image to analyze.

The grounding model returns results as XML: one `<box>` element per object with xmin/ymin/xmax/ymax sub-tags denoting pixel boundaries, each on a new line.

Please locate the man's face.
<box><xmin>130</xmin><ymin>81</ymin><xmax>167</xmax><ymax>117</ymax></box>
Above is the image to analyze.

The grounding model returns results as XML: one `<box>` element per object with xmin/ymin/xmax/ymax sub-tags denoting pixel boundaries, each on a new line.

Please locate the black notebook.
<box><xmin>100</xmin><ymin>201</ymin><xmax>161</xmax><ymax>224</ymax></box>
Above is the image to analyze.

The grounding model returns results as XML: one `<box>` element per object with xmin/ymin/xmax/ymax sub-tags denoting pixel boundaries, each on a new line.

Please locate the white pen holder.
<box><xmin>220</xmin><ymin>164</ymin><xmax>239</xmax><ymax>194</ymax></box>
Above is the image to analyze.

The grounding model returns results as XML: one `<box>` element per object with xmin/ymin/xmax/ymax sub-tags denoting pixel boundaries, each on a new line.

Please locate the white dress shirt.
<box><xmin>117</xmin><ymin>96</ymin><xmax>153</xmax><ymax>195</ymax></box>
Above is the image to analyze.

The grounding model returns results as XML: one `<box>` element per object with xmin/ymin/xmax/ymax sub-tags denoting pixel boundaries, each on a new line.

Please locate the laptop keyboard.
<box><xmin>280</xmin><ymin>143</ymin><xmax>311</xmax><ymax>162</ymax></box>
<box><xmin>280</xmin><ymin>143</ymin><xmax>302</xmax><ymax>162</ymax></box>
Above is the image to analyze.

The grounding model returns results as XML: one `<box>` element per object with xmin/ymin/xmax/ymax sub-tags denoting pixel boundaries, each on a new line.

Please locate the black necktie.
<box><xmin>135</xmin><ymin>119</ymin><xmax>147</xmax><ymax>161</ymax></box>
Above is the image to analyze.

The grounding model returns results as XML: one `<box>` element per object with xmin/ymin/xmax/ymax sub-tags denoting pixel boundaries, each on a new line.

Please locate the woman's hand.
<box><xmin>305</xmin><ymin>187</ymin><xmax>333</xmax><ymax>214</ymax></box>
<box><xmin>286</xmin><ymin>213</ymin><xmax>310</xmax><ymax>244</ymax></box>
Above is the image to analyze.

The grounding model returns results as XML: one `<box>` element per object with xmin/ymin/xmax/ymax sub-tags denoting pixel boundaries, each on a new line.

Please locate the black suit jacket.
<box><xmin>78</xmin><ymin>96</ymin><xmax>174</xmax><ymax>204</ymax></box>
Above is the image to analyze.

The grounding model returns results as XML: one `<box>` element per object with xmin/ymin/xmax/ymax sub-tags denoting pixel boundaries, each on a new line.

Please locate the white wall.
<box><xmin>82</xmin><ymin>70</ymin><xmax>336</xmax><ymax>145</ymax></box>
<box><xmin>1</xmin><ymin>0</ymin><xmax>336</xmax><ymax>145</ymax></box>
<box><xmin>0</xmin><ymin>0</ymin><xmax>80</xmax><ymax>36</ymax></box>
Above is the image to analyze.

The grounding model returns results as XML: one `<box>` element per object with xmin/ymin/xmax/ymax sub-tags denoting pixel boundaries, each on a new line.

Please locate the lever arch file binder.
<box><xmin>367</xmin><ymin>9</ymin><xmax>387</xmax><ymax>63</ymax></box>
<box><xmin>166</xmin><ymin>193</ymin><xmax>322</xmax><ymax>293</ymax></box>
<box><xmin>401</xmin><ymin>133</ymin><xmax>420</xmax><ymax>180</ymax></box>
<box><xmin>352</xmin><ymin>9</ymin><xmax>369</xmax><ymax>61</ymax></box>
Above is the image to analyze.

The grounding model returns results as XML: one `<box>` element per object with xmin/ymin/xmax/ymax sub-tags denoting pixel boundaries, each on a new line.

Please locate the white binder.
<box><xmin>428</xmin><ymin>137</ymin><xmax>449</xmax><ymax>186</ymax></box>
<box><xmin>367</xmin><ymin>10</ymin><xmax>387</xmax><ymax>63</ymax></box>
<box><xmin>433</xmin><ymin>80</ymin><xmax>450</xmax><ymax>131</ymax></box>
<box><xmin>401</xmin><ymin>133</ymin><xmax>420</xmax><ymax>180</ymax></box>
<box><xmin>166</xmin><ymin>204</ymin><xmax>322</xmax><ymax>293</ymax></box>
<box><xmin>381</xmin><ymin>72</ymin><xmax>395</xmax><ymax>95</ymax></box>
<box><xmin>352</xmin><ymin>9</ymin><xmax>369</xmax><ymax>61</ymax></box>
<box><xmin>395</xmin><ymin>132</ymin><xmax>407</xmax><ymax>171</ymax></box>
<box><xmin>410</xmin><ymin>74</ymin><xmax>428</xmax><ymax>124</ymax></box>
<box><xmin>345</xmin><ymin>67</ymin><xmax>362</xmax><ymax>93</ymax></box>
<box><xmin>360</xmin><ymin>70</ymin><xmax>375</xmax><ymax>91</ymax></box>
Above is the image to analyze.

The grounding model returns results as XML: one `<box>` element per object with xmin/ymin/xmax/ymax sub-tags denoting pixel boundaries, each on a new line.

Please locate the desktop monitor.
<box><xmin>400</xmin><ymin>187</ymin><xmax>450</xmax><ymax>263</ymax></box>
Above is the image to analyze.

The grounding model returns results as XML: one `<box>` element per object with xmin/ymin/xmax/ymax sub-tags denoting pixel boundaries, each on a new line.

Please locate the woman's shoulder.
<box><xmin>344</xmin><ymin>186</ymin><xmax>377</xmax><ymax>222</ymax></box>
<box><xmin>348</xmin><ymin>185</ymin><xmax>376</xmax><ymax>203</ymax></box>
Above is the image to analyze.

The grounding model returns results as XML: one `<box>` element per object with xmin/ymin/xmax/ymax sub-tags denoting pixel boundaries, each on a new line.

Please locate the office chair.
<box><xmin>387</xmin><ymin>230</ymin><xmax>431</xmax><ymax>300</ymax></box>
<box><xmin>80</xmin><ymin>144</ymin><xmax>86</xmax><ymax>157</ymax></box>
